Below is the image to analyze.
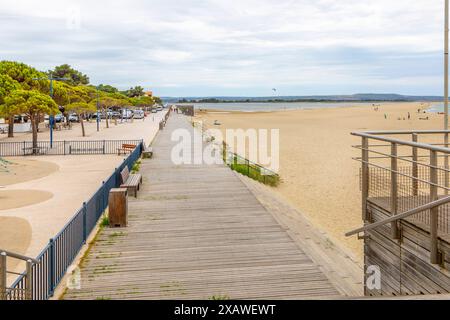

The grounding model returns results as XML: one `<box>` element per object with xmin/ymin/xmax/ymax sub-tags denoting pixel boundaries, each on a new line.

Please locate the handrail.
<box><xmin>346</xmin><ymin>195</ymin><xmax>450</xmax><ymax>237</ymax></box>
<box><xmin>351</xmin><ymin>132</ymin><xmax>450</xmax><ymax>154</ymax></box>
<box><xmin>362</xmin><ymin>130</ymin><xmax>450</xmax><ymax>135</ymax></box>
<box><xmin>0</xmin><ymin>249</ymin><xmax>39</xmax><ymax>264</ymax></box>
<box><xmin>226</xmin><ymin>150</ymin><xmax>280</xmax><ymax>177</ymax></box>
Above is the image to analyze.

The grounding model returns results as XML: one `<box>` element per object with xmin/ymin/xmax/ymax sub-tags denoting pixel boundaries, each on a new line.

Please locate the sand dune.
<box><xmin>196</xmin><ymin>102</ymin><xmax>444</xmax><ymax>261</ymax></box>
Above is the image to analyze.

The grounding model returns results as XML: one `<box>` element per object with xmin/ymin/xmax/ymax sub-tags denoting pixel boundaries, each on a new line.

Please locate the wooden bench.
<box><xmin>118</xmin><ymin>144</ymin><xmax>137</xmax><ymax>155</ymax></box>
<box><xmin>143</xmin><ymin>147</ymin><xmax>153</xmax><ymax>159</ymax></box>
<box><xmin>120</xmin><ymin>166</ymin><xmax>142</xmax><ymax>197</ymax></box>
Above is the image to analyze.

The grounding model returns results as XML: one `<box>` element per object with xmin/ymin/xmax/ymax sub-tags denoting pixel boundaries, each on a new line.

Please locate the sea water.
<box><xmin>177</xmin><ymin>102</ymin><xmax>381</xmax><ymax>112</ymax></box>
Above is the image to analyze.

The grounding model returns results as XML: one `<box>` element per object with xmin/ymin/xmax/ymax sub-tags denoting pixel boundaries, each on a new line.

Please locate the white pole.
<box><xmin>445</xmin><ymin>0</ymin><xmax>449</xmax><ymax>128</ymax></box>
<box><xmin>445</xmin><ymin>0</ymin><xmax>449</xmax><ymax>195</ymax></box>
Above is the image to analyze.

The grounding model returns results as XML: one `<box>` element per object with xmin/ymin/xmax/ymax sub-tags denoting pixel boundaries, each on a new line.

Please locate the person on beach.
<box><xmin>408</xmin><ymin>112</ymin><xmax>411</xmax><ymax>120</ymax></box>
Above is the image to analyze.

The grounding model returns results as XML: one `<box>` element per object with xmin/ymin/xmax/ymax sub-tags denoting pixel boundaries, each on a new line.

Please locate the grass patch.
<box><xmin>160</xmin><ymin>281</ymin><xmax>187</xmax><ymax>296</ymax></box>
<box><xmin>209</xmin><ymin>295</ymin><xmax>230</xmax><ymax>300</ymax></box>
<box><xmin>108</xmin><ymin>232</ymin><xmax>126</xmax><ymax>239</ymax></box>
<box><xmin>229</xmin><ymin>160</ymin><xmax>280</xmax><ymax>187</ymax></box>
<box><xmin>100</xmin><ymin>215</ymin><xmax>109</xmax><ymax>228</ymax></box>
<box><xmin>132</xmin><ymin>160</ymin><xmax>142</xmax><ymax>173</ymax></box>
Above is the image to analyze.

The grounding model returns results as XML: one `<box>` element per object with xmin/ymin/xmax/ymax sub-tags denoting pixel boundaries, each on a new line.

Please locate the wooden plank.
<box><xmin>365</xmin><ymin>202</ymin><xmax>450</xmax><ymax>297</ymax></box>
<box><xmin>63</xmin><ymin>114</ymin><xmax>342</xmax><ymax>300</ymax></box>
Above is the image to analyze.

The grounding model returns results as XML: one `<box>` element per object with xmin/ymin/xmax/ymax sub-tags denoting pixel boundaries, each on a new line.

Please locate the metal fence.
<box><xmin>0</xmin><ymin>140</ymin><xmax>143</xmax><ymax>157</ymax></box>
<box><xmin>222</xmin><ymin>142</ymin><xmax>280</xmax><ymax>187</ymax></box>
<box><xmin>5</xmin><ymin>142</ymin><xmax>143</xmax><ymax>300</ymax></box>
<box><xmin>360</xmin><ymin>166</ymin><xmax>450</xmax><ymax>235</ymax></box>
<box><xmin>353</xmin><ymin>130</ymin><xmax>450</xmax><ymax>264</ymax></box>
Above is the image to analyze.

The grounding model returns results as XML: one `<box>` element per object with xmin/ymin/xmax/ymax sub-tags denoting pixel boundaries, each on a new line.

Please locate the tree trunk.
<box><xmin>80</xmin><ymin>114</ymin><xmax>86</xmax><ymax>137</ymax></box>
<box><xmin>31</xmin><ymin>115</ymin><xmax>38</xmax><ymax>154</ymax></box>
<box><xmin>8</xmin><ymin>116</ymin><xmax>14</xmax><ymax>138</ymax></box>
<box><xmin>105</xmin><ymin>109</ymin><xmax>109</xmax><ymax>128</ymax></box>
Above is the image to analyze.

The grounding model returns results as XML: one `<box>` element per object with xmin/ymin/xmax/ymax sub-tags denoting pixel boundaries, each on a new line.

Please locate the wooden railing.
<box><xmin>0</xmin><ymin>250</ymin><xmax>39</xmax><ymax>300</ymax></box>
<box><xmin>349</xmin><ymin>130</ymin><xmax>450</xmax><ymax>265</ymax></box>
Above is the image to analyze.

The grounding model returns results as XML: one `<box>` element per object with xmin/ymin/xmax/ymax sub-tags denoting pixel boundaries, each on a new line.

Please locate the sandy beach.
<box><xmin>196</xmin><ymin>102</ymin><xmax>444</xmax><ymax>260</ymax></box>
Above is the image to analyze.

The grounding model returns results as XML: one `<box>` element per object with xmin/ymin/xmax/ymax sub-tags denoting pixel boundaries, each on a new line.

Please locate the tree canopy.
<box><xmin>0</xmin><ymin>61</ymin><xmax>47</xmax><ymax>92</ymax></box>
<box><xmin>2</xmin><ymin>89</ymin><xmax>59</xmax><ymax>117</ymax></box>
<box><xmin>48</xmin><ymin>64</ymin><xmax>90</xmax><ymax>86</ymax></box>
<box><xmin>131</xmin><ymin>96</ymin><xmax>155</xmax><ymax>107</ymax></box>
<box><xmin>0</xmin><ymin>60</ymin><xmax>162</xmax><ymax>142</ymax></box>
<box><xmin>124</xmin><ymin>86</ymin><xmax>145</xmax><ymax>98</ymax></box>
<box><xmin>0</xmin><ymin>74</ymin><xmax>20</xmax><ymax>105</ymax></box>
<box><xmin>97</xmin><ymin>84</ymin><xmax>118</xmax><ymax>94</ymax></box>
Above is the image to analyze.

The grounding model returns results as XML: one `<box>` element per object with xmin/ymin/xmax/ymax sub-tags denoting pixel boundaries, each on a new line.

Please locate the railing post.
<box><xmin>103</xmin><ymin>140</ymin><xmax>106</xmax><ymax>155</ymax></box>
<box><xmin>48</xmin><ymin>238</ymin><xmax>55</xmax><ymax>297</ymax></box>
<box><xmin>83</xmin><ymin>202</ymin><xmax>87</xmax><ymax>244</ymax></box>
<box><xmin>445</xmin><ymin>132</ymin><xmax>449</xmax><ymax>196</ymax></box>
<box><xmin>0</xmin><ymin>252</ymin><xmax>6</xmax><ymax>300</ymax></box>
<box><xmin>412</xmin><ymin>133</ymin><xmax>419</xmax><ymax>196</ymax></box>
<box><xmin>25</xmin><ymin>259</ymin><xmax>33</xmax><ymax>300</ymax></box>
<box><xmin>102</xmin><ymin>181</ymin><xmax>106</xmax><ymax>209</ymax></box>
<box><xmin>222</xmin><ymin>141</ymin><xmax>227</xmax><ymax>164</ymax></box>
<box><xmin>430</xmin><ymin>150</ymin><xmax>441</xmax><ymax>264</ymax></box>
<box><xmin>362</xmin><ymin>137</ymin><xmax>370</xmax><ymax>221</ymax></box>
<box><xmin>391</xmin><ymin>142</ymin><xmax>400</xmax><ymax>239</ymax></box>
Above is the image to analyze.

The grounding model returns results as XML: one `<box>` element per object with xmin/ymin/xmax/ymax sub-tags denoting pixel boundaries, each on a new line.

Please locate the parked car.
<box><xmin>134</xmin><ymin>110</ymin><xmax>145</xmax><ymax>119</ymax></box>
<box><xmin>122</xmin><ymin>109</ymin><xmax>133</xmax><ymax>119</ymax></box>
<box><xmin>156</xmin><ymin>107</ymin><xmax>163</xmax><ymax>112</ymax></box>
<box><xmin>151</xmin><ymin>109</ymin><xmax>158</xmax><ymax>113</ymax></box>
<box><xmin>90</xmin><ymin>111</ymin><xmax>102</xmax><ymax>119</ymax></box>
<box><xmin>112</xmin><ymin>111</ymin><xmax>121</xmax><ymax>119</ymax></box>
<box><xmin>54</xmin><ymin>114</ymin><xmax>64</xmax><ymax>123</ymax></box>
<box><xmin>68</xmin><ymin>114</ymin><xmax>79</xmax><ymax>122</ymax></box>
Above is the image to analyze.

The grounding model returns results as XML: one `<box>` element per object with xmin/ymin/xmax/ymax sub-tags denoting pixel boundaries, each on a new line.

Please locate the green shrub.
<box><xmin>229</xmin><ymin>158</ymin><xmax>280</xmax><ymax>187</ymax></box>
<box><xmin>100</xmin><ymin>215</ymin><xmax>109</xmax><ymax>228</ymax></box>
<box><xmin>132</xmin><ymin>160</ymin><xmax>142</xmax><ymax>173</ymax></box>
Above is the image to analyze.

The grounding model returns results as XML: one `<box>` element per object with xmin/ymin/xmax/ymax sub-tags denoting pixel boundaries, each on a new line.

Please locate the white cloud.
<box><xmin>0</xmin><ymin>0</ymin><xmax>446</xmax><ymax>96</ymax></box>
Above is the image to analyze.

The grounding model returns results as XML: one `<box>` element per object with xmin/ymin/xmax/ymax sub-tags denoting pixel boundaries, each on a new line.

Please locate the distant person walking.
<box><xmin>384</xmin><ymin>114</ymin><xmax>387</xmax><ymax>120</ymax></box>
<box><xmin>408</xmin><ymin>112</ymin><xmax>411</xmax><ymax>120</ymax></box>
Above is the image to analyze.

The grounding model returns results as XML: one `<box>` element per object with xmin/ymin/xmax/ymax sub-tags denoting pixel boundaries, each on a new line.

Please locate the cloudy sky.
<box><xmin>0</xmin><ymin>0</ymin><xmax>446</xmax><ymax>96</ymax></box>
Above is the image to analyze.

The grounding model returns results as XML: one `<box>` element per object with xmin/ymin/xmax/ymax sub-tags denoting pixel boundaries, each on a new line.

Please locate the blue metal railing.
<box><xmin>6</xmin><ymin>142</ymin><xmax>144</xmax><ymax>300</ymax></box>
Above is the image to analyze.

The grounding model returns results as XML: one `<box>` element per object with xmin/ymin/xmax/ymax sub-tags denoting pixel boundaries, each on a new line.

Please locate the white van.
<box><xmin>134</xmin><ymin>110</ymin><xmax>145</xmax><ymax>119</ymax></box>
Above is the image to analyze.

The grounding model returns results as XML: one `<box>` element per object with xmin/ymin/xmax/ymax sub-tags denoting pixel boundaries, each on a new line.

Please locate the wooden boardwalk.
<box><xmin>63</xmin><ymin>114</ymin><xmax>342</xmax><ymax>300</ymax></box>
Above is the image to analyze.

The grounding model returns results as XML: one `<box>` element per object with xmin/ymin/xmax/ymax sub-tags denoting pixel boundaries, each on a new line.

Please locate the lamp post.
<box><xmin>96</xmin><ymin>87</ymin><xmax>100</xmax><ymax>132</ymax></box>
<box><xmin>33</xmin><ymin>73</ymin><xmax>69</xmax><ymax>148</ymax></box>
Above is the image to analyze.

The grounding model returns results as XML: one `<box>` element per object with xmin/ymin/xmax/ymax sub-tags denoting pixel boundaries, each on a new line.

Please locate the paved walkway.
<box><xmin>64</xmin><ymin>114</ymin><xmax>343</xmax><ymax>300</ymax></box>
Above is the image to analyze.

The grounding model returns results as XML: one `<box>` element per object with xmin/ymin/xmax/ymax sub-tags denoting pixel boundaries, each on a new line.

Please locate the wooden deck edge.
<box><xmin>235</xmin><ymin>172</ymin><xmax>364</xmax><ymax>297</ymax></box>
